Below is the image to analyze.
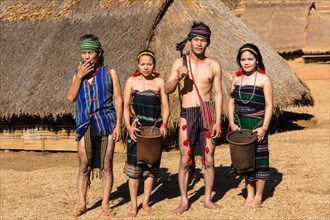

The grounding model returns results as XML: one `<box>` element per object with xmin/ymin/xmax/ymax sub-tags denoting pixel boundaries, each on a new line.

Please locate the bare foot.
<box><xmin>171</xmin><ymin>203</ymin><xmax>189</xmax><ymax>215</ymax></box>
<box><xmin>242</xmin><ymin>197</ymin><xmax>254</xmax><ymax>207</ymax></box>
<box><xmin>204</xmin><ymin>201</ymin><xmax>222</xmax><ymax>210</ymax></box>
<box><xmin>127</xmin><ymin>208</ymin><xmax>137</xmax><ymax>218</ymax></box>
<box><xmin>101</xmin><ymin>208</ymin><xmax>116</xmax><ymax>217</ymax></box>
<box><xmin>69</xmin><ymin>205</ymin><xmax>86</xmax><ymax>217</ymax></box>
<box><xmin>142</xmin><ymin>204</ymin><xmax>155</xmax><ymax>214</ymax></box>
<box><xmin>246</xmin><ymin>196</ymin><xmax>262</xmax><ymax>208</ymax></box>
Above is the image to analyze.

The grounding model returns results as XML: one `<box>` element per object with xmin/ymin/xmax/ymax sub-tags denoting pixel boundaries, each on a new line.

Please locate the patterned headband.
<box><xmin>176</xmin><ymin>24</ymin><xmax>211</xmax><ymax>52</ymax></box>
<box><xmin>80</xmin><ymin>38</ymin><xmax>102</xmax><ymax>52</ymax></box>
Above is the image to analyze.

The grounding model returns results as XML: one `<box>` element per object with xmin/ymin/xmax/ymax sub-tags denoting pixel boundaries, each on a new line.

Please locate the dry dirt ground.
<box><xmin>1</xmin><ymin>59</ymin><xmax>329</xmax><ymax>219</ymax></box>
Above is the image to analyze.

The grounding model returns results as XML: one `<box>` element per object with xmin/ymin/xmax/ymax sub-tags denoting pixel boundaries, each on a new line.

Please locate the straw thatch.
<box><xmin>0</xmin><ymin>0</ymin><xmax>314</xmax><ymax>127</ymax></box>
<box><xmin>304</xmin><ymin>6</ymin><xmax>330</xmax><ymax>54</ymax></box>
<box><xmin>240</xmin><ymin>1</ymin><xmax>330</xmax><ymax>54</ymax></box>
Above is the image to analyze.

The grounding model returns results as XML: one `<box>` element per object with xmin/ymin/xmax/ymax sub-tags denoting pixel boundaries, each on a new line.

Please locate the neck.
<box><xmin>94</xmin><ymin>62</ymin><xmax>101</xmax><ymax>69</ymax></box>
<box><xmin>189</xmin><ymin>51</ymin><xmax>207</xmax><ymax>63</ymax></box>
<box><xmin>141</xmin><ymin>74</ymin><xmax>154</xmax><ymax>80</ymax></box>
<box><xmin>244</xmin><ymin>70</ymin><xmax>257</xmax><ymax>77</ymax></box>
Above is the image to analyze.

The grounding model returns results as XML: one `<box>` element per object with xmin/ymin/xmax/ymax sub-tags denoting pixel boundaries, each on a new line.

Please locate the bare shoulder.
<box><xmin>232</xmin><ymin>75</ymin><xmax>241</xmax><ymax>86</ymax></box>
<box><xmin>154</xmin><ymin>77</ymin><xmax>165</xmax><ymax>84</ymax></box>
<box><xmin>257</xmin><ymin>73</ymin><xmax>272</xmax><ymax>89</ymax></box>
<box><xmin>258</xmin><ymin>73</ymin><xmax>271</xmax><ymax>83</ymax></box>
<box><xmin>125</xmin><ymin>76</ymin><xmax>136</xmax><ymax>85</ymax></box>
<box><xmin>109</xmin><ymin>68</ymin><xmax>117</xmax><ymax>74</ymax></box>
<box><xmin>208</xmin><ymin>58</ymin><xmax>221</xmax><ymax>74</ymax></box>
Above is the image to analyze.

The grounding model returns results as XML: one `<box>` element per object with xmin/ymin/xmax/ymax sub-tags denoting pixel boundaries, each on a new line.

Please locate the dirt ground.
<box><xmin>1</xmin><ymin>59</ymin><xmax>329</xmax><ymax>220</ymax></box>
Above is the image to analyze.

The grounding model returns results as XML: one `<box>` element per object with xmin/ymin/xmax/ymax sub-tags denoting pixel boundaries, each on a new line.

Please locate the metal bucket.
<box><xmin>226</xmin><ymin>129</ymin><xmax>257</xmax><ymax>174</ymax></box>
<box><xmin>135</xmin><ymin>126</ymin><xmax>163</xmax><ymax>166</ymax></box>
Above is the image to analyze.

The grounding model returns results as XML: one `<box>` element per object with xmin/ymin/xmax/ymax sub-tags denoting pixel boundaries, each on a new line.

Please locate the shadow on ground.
<box><xmin>85</xmin><ymin>165</ymin><xmax>282</xmax><ymax>212</ymax></box>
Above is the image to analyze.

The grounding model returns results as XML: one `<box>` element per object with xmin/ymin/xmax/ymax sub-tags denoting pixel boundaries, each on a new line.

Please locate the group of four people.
<box><xmin>67</xmin><ymin>21</ymin><xmax>273</xmax><ymax>217</ymax></box>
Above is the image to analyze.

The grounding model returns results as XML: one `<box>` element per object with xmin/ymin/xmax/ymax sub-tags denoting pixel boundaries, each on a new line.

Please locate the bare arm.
<box><xmin>211</xmin><ymin>61</ymin><xmax>223</xmax><ymax>138</ymax></box>
<box><xmin>253</xmin><ymin>75</ymin><xmax>273</xmax><ymax>141</ymax></box>
<box><xmin>110</xmin><ymin>69</ymin><xmax>123</xmax><ymax>141</ymax></box>
<box><xmin>159</xmin><ymin>79</ymin><xmax>170</xmax><ymax>136</ymax></box>
<box><xmin>67</xmin><ymin>62</ymin><xmax>95</xmax><ymax>103</ymax></box>
<box><xmin>228</xmin><ymin>78</ymin><xmax>240</xmax><ymax>131</ymax></box>
<box><xmin>123</xmin><ymin>77</ymin><xmax>139</xmax><ymax>141</ymax></box>
<box><xmin>262</xmin><ymin>76</ymin><xmax>273</xmax><ymax>128</ymax></box>
<box><xmin>164</xmin><ymin>58</ymin><xmax>187</xmax><ymax>94</ymax></box>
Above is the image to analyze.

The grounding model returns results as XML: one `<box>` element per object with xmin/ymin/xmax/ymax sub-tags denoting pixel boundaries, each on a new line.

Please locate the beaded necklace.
<box><xmin>238</xmin><ymin>72</ymin><xmax>258</xmax><ymax>104</ymax></box>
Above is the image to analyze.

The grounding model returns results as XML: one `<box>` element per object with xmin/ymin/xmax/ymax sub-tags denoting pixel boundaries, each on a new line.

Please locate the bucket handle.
<box><xmin>133</xmin><ymin>117</ymin><xmax>161</xmax><ymax>136</ymax></box>
<box><xmin>151</xmin><ymin>117</ymin><xmax>161</xmax><ymax>131</ymax></box>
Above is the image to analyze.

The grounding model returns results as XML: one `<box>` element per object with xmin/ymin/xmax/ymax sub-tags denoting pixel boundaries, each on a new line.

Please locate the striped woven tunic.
<box><xmin>75</xmin><ymin>66</ymin><xmax>116</xmax><ymax>139</ymax></box>
<box><xmin>231</xmin><ymin>85</ymin><xmax>270</xmax><ymax>181</ymax></box>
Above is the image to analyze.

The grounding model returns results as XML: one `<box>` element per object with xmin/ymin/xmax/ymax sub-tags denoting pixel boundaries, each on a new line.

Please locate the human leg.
<box><xmin>172</xmin><ymin>118</ymin><xmax>190</xmax><ymax>215</ymax></box>
<box><xmin>247</xmin><ymin>179</ymin><xmax>265</xmax><ymax>208</ymax></box>
<box><xmin>70</xmin><ymin>137</ymin><xmax>89</xmax><ymax>217</ymax></box>
<box><xmin>203</xmin><ymin>139</ymin><xmax>222</xmax><ymax>210</ymax></box>
<box><xmin>243</xmin><ymin>176</ymin><xmax>255</xmax><ymax>207</ymax></box>
<box><xmin>100</xmin><ymin>135</ymin><xmax>115</xmax><ymax>216</ymax></box>
<box><xmin>128</xmin><ymin>177</ymin><xmax>139</xmax><ymax>217</ymax></box>
<box><xmin>142</xmin><ymin>176</ymin><xmax>155</xmax><ymax>213</ymax></box>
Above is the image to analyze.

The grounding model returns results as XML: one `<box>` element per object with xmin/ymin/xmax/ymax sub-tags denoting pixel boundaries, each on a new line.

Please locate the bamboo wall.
<box><xmin>0</xmin><ymin>129</ymin><xmax>76</xmax><ymax>151</ymax></box>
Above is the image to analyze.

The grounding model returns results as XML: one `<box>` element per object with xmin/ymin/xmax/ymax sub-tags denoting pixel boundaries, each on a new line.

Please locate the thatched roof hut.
<box><xmin>240</xmin><ymin>1</ymin><xmax>330</xmax><ymax>55</ymax></box>
<box><xmin>0</xmin><ymin>0</ymin><xmax>313</xmax><ymax>138</ymax></box>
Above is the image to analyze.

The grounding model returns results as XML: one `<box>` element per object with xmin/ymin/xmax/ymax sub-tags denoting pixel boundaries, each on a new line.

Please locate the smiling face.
<box><xmin>239</xmin><ymin>51</ymin><xmax>258</xmax><ymax>74</ymax></box>
<box><xmin>138</xmin><ymin>55</ymin><xmax>155</xmax><ymax>77</ymax></box>
<box><xmin>189</xmin><ymin>36</ymin><xmax>209</xmax><ymax>55</ymax></box>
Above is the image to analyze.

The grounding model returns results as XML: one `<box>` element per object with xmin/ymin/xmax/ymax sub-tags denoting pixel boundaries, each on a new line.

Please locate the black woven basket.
<box><xmin>226</xmin><ymin>129</ymin><xmax>257</xmax><ymax>174</ymax></box>
<box><xmin>135</xmin><ymin>126</ymin><xmax>163</xmax><ymax>166</ymax></box>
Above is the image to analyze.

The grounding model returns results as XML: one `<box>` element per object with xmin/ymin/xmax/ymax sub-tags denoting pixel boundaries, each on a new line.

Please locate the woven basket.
<box><xmin>135</xmin><ymin>126</ymin><xmax>163</xmax><ymax>166</ymax></box>
<box><xmin>226</xmin><ymin>129</ymin><xmax>257</xmax><ymax>174</ymax></box>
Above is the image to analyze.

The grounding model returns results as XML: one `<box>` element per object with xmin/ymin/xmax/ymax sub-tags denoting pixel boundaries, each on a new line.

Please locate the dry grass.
<box><xmin>0</xmin><ymin>61</ymin><xmax>329</xmax><ymax>219</ymax></box>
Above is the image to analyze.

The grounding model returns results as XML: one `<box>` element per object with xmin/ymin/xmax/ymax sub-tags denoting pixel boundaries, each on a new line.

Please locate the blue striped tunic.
<box><xmin>75</xmin><ymin>66</ymin><xmax>116</xmax><ymax>139</ymax></box>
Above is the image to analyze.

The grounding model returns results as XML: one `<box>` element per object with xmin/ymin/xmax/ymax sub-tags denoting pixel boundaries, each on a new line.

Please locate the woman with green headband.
<box><xmin>67</xmin><ymin>34</ymin><xmax>123</xmax><ymax>217</ymax></box>
<box><xmin>228</xmin><ymin>43</ymin><xmax>273</xmax><ymax>208</ymax></box>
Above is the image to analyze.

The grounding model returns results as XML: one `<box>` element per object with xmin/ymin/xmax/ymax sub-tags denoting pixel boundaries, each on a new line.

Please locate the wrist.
<box><xmin>160</xmin><ymin>123</ymin><xmax>168</xmax><ymax>128</ymax></box>
<box><xmin>76</xmin><ymin>74</ymin><xmax>83</xmax><ymax>79</ymax></box>
<box><xmin>261</xmin><ymin>125</ymin><xmax>268</xmax><ymax>132</ymax></box>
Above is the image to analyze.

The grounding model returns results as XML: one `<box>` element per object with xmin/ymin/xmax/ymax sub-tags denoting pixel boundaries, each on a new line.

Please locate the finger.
<box><xmin>132</xmin><ymin>134</ymin><xmax>137</xmax><ymax>142</ymax></box>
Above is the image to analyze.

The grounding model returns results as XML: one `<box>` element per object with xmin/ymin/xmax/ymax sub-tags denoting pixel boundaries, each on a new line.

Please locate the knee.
<box><xmin>79</xmin><ymin>164</ymin><xmax>90</xmax><ymax>175</ymax></box>
<box><xmin>204</xmin><ymin>157</ymin><xmax>214</xmax><ymax>169</ymax></box>
<box><xmin>180</xmin><ymin>156</ymin><xmax>190</xmax><ymax>169</ymax></box>
<box><xmin>103</xmin><ymin>160</ymin><xmax>113</xmax><ymax>173</ymax></box>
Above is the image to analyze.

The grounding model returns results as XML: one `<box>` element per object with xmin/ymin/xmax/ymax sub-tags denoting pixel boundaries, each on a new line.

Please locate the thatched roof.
<box><xmin>0</xmin><ymin>0</ymin><xmax>314</xmax><ymax>125</ymax></box>
<box><xmin>240</xmin><ymin>1</ymin><xmax>330</xmax><ymax>54</ymax></box>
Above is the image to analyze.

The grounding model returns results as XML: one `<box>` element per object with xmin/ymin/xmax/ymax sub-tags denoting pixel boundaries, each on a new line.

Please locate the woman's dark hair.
<box><xmin>236</xmin><ymin>43</ymin><xmax>265</xmax><ymax>72</ymax></box>
<box><xmin>80</xmin><ymin>34</ymin><xmax>104</xmax><ymax>65</ymax></box>
<box><xmin>137</xmin><ymin>49</ymin><xmax>156</xmax><ymax>66</ymax></box>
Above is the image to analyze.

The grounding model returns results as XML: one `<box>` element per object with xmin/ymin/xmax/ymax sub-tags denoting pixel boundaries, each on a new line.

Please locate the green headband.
<box><xmin>80</xmin><ymin>38</ymin><xmax>102</xmax><ymax>52</ymax></box>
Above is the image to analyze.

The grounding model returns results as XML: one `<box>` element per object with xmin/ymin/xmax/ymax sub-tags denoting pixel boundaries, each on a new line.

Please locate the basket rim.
<box><xmin>134</xmin><ymin>126</ymin><xmax>163</xmax><ymax>139</ymax></box>
<box><xmin>226</xmin><ymin>129</ymin><xmax>257</xmax><ymax>146</ymax></box>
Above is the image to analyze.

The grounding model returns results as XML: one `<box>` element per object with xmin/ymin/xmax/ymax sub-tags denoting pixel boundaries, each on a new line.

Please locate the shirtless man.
<box><xmin>164</xmin><ymin>22</ymin><xmax>223</xmax><ymax>214</ymax></box>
